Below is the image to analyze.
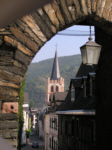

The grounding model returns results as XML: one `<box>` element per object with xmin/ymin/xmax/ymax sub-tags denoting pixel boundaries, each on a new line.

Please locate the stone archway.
<box><xmin>0</xmin><ymin>0</ymin><xmax>112</xmax><ymax>149</ymax></box>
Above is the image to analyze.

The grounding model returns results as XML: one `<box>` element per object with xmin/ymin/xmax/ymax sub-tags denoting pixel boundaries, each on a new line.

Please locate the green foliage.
<box><xmin>25</xmin><ymin>54</ymin><xmax>81</xmax><ymax>108</ymax></box>
<box><xmin>18</xmin><ymin>78</ymin><xmax>26</xmax><ymax>150</ymax></box>
<box><xmin>29</xmin><ymin>99</ymin><xmax>34</xmax><ymax>108</ymax></box>
<box><xmin>26</xmin><ymin>128</ymin><xmax>31</xmax><ymax>138</ymax></box>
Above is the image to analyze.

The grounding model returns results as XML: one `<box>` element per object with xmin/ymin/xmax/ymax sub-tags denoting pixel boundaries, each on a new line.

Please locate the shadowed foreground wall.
<box><xmin>0</xmin><ymin>0</ymin><xmax>112</xmax><ymax>148</ymax></box>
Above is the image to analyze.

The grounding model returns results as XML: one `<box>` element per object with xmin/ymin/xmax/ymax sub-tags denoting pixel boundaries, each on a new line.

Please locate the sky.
<box><xmin>32</xmin><ymin>25</ymin><xmax>94</xmax><ymax>63</ymax></box>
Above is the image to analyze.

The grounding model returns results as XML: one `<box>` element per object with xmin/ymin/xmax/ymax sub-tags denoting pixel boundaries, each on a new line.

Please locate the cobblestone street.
<box><xmin>21</xmin><ymin>132</ymin><xmax>45</xmax><ymax>150</ymax></box>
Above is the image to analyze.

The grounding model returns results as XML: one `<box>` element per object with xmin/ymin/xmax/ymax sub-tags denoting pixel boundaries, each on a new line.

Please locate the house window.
<box><xmin>72</xmin><ymin>119</ymin><xmax>74</xmax><ymax>136</ymax></box>
<box><xmin>54</xmin><ymin>118</ymin><xmax>57</xmax><ymax>130</ymax></box>
<box><xmin>52</xmin><ymin>136</ymin><xmax>53</xmax><ymax>149</ymax></box>
<box><xmin>49</xmin><ymin>138</ymin><xmax>51</xmax><ymax>147</ymax></box>
<box><xmin>65</xmin><ymin>120</ymin><xmax>68</xmax><ymax>135</ymax></box>
<box><xmin>92</xmin><ymin>120</ymin><xmax>96</xmax><ymax>142</ymax></box>
<box><xmin>56</xmin><ymin>86</ymin><xmax>59</xmax><ymax>92</ymax></box>
<box><xmin>76</xmin><ymin>119</ymin><xmax>79</xmax><ymax>137</ymax></box>
<box><xmin>71</xmin><ymin>88</ymin><xmax>75</xmax><ymax>102</ymax></box>
<box><xmin>52</xmin><ymin>118</ymin><xmax>53</xmax><ymax>128</ymax></box>
<box><xmin>61</xmin><ymin>120</ymin><xmax>62</xmax><ymax>135</ymax></box>
<box><xmin>50</xmin><ymin>118</ymin><xmax>51</xmax><ymax>128</ymax></box>
<box><xmin>54</xmin><ymin>140</ymin><xmax>55</xmax><ymax>150</ymax></box>
<box><xmin>55</xmin><ymin>118</ymin><xmax>57</xmax><ymax>130</ymax></box>
<box><xmin>51</xmin><ymin>86</ymin><xmax>54</xmax><ymax>92</ymax></box>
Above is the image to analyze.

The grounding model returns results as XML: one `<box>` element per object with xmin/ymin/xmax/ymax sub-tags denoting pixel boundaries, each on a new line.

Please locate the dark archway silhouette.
<box><xmin>0</xmin><ymin>1</ymin><xmax>112</xmax><ymax>149</ymax></box>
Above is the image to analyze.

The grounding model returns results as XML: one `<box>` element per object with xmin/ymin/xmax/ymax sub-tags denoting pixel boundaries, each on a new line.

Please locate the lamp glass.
<box><xmin>86</xmin><ymin>46</ymin><xmax>101</xmax><ymax>65</ymax></box>
<box><xmin>80</xmin><ymin>41</ymin><xmax>101</xmax><ymax>65</ymax></box>
<box><xmin>80</xmin><ymin>45</ymin><xmax>87</xmax><ymax>64</ymax></box>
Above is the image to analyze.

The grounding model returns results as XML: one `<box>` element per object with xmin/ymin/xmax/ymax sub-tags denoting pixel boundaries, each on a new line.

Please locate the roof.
<box><xmin>58</xmin><ymin>84</ymin><xmax>96</xmax><ymax>111</ymax></box>
<box><xmin>57</xmin><ymin>63</ymin><xmax>96</xmax><ymax>112</ymax></box>
<box><xmin>49</xmin><ymin>92</ymin><xmax>67</xmax><ymax>102</ymax></box>
<box><xmin>50</xmin><ymin>51</ymin><xmax>60</xmax><ymax>80</ymax></box>
<box><xmin>23</xmin><ymin>93</ymin><xmax>29</xmax><ymax>111</ymax></box>
<box><xmin>39</xmin><ymin>107</ymin><xmax>47</xmax><ymax>120</ymax></box>
<box><xmin>48</xmin><ymin>92</ymin><xmax>68</xmax><ymax>112</ymax></box>
<box><xmin>56</xmin><ymin>109</ymin><xmax>95</xmax><ymax>115</ymax></box>
<box><xmin>76</xmin><ymin>63</ymin><xmax>95</xmax><ymax>77</ymax></box>
<box><xmin>24</xmin><ymin>93</ymin><xmax>29</xmax><ymax>104</ymax></box>
<box><xmin>53</xmin><ymin>92</ymin><xmax>68</xmax><ymax>101</ymax></box>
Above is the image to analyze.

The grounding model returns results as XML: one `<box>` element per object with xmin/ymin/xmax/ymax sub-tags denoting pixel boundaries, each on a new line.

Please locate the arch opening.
<box><xmin>0</xmin><ymin>0</ymin><xmax>112</xmax><ymax>149</ymax></box>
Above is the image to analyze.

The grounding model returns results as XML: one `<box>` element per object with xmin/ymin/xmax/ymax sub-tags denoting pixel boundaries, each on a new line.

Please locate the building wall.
<box><xmin>49</xmin><ymin>113</ymin><xmax>58</xmax><ymax>150</ymax></box>
<box><xmin>44</xmin><ymin>114</ymin><xmax>50</xmax><ymax>150</ymax></box>
<box><xmin>58</xmin><ymin>115</ymin><xmax>96</xmax><ymax>150</ymax></box>
<box><xmin>47</xmin><ymin>77</ymin><xmax>64</xmax><ymax>102</ymax></box>
<box><xmin>39</xmin><ymin>120</ymin><xmax>45</xmax><ymax>139</ymax></box>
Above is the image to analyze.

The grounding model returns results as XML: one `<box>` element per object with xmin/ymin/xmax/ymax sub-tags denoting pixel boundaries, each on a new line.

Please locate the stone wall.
<box><xmin>58</xmin><ymin>115</ymin><xmax>95</xmax><ymax>150</ymax></box>
<box><xmin>0</xmin><ymin>0</ymin><xmax>112</xmax><ymax>148</ymax></box>
<box><xmin>0</xmin><ymin>113</ymin><xmax>18</xmax><ymax>147</ymax></box>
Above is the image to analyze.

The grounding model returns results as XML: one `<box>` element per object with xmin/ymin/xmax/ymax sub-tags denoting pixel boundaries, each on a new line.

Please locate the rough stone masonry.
<box><xmin>0</xmin><ymin>0</ymin><xmax>112</xmax><ymax>149</ymax></box>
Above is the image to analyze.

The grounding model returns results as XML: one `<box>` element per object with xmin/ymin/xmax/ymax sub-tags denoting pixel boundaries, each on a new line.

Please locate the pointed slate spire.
<box><xmin>50</xmin><ymin>50</ymin><xmax>60</xmax><ymax>80</ymax></box>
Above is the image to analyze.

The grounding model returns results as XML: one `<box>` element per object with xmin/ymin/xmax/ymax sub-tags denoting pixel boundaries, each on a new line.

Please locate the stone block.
<box><xmin>0</xmin><ymin>101</ymin><xmax>2</xmax><ymax>113</ymax></box>
<box><xmin>2</xmin><ymin>102</ymin><xmax>18</xmax><ymax>113</ymax></box>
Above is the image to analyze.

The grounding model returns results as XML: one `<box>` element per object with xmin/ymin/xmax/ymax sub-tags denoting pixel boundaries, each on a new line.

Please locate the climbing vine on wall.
<box><xmin>17</xmin><ymin>78</ymin><xmax>25</xmax><ymax>150</ymax></box>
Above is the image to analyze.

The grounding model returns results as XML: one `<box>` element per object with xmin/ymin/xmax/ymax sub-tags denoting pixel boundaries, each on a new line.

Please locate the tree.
<box><xmin>17</xmin><ymin>78</ymin><xmax>25</xmax><ymax>150</ymax></box>
<box><xmin>29</xmin><ymin>99</ymin><xmax>34</xmax><ymax>108</ymax></box>
<box><xmin>26</xmin><ymin>128</ymin><xmax>31</xmax><ymax>138</ymax></box>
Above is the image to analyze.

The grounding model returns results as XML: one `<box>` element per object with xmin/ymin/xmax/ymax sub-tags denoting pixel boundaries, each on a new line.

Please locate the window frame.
<box><xmin>71</xmin><ymin>88</ymin><xmax>75</xmax><ymax>102</ymax></box>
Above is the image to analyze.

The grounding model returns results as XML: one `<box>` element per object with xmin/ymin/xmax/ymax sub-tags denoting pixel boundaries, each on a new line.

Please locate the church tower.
<box><xmin>47</xmin><ymin>51</ymin><xmax>64</xmax><ymax>102</ymax></box>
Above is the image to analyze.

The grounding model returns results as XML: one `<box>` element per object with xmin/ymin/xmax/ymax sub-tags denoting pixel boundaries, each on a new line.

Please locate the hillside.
<box><xmin>25</xmin><ymin>54</ymin><xmax>82</xmax><ymax>108</ymax></box>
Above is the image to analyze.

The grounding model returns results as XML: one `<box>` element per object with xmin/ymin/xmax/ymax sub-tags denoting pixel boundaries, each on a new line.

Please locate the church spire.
<box><xmin>50</xmin><ymin>50</ymin><xmax>60</xmax><ymax>80</ymax></box>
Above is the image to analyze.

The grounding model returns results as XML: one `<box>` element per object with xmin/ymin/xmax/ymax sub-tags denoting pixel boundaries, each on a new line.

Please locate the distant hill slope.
<box><xmin>25</xmin><ymin>54</ymin><xmax>82</xmax><ymax>108</ymax></box>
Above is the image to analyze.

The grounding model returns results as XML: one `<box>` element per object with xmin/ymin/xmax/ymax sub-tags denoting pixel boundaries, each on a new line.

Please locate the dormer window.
<box><xmin>71</xmin><ymin>88</ymin><xmax>75</xmax><ymax>102</ymax></box>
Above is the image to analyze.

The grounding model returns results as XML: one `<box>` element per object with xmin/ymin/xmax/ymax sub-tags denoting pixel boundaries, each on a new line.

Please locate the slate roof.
<box><xmin>76</xmin><ymin>63</ymin><xmax>96</xmax><ymax>77</ymax></box>
<box><xmin>39</xmin><ymin>107</ymin><xmax>47</xmax><ymax>120</ymax></box>
<box><xmin>24</xmin><ymin>93</ymin><xmax>29</xmax><ymax>104</ymax></box>
<box><xmin>53</xmin><ymin>92</ymin><xmax>68</xmax><ymax>101</ymax></box>
<box><xmin>57</xmin><ymin>63</ymin><xmax>96</xmax><ymax>112</ymax></box>
<box><xmin>23</xmin><ymin>93</ymin><xmax>29</xmax><ymax>112</ymax></box>
<box><xmin>57</xmin><ymin>89</ymin><xmax>96</xmax><ymax>111</ymax></box>
<box><xmin>50</xmin><ymin>51</ymin><xmax>60</xmax><ymax>80</ymax></box>
<box><xmin>48</xmin><ymin>92</ymin><xmax>68</xmax><ymax>111</ymax></box>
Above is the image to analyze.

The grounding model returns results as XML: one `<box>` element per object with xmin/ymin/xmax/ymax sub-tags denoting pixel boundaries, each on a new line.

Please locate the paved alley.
<box><xmin>21</xmin><ymin>132</ymin><xmax>44</xmax><ymax>150</ymax></box>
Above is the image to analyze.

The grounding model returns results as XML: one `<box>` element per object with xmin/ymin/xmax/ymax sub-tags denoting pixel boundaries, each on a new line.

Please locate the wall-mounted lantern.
<box><xmin>80</xmin><ymin>26</ymin><xmax>101</xmax><ymax>65</ymax></box>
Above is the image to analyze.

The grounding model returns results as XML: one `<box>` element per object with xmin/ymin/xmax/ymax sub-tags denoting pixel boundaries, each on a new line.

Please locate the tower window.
<box><xmin>56</xmin><ymin>86</ymin><xmax>59</xmax><ymax>92</ymax></box>
<box><xmin>51</xmin><ymin>86</ymin><xmax>54</xmax><ymax>92</ymax></box>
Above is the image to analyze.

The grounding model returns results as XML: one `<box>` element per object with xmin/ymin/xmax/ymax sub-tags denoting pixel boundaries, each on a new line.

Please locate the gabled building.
<box><xmin>38</xmin><ymin>107</ymin><xmax>47</xmax><ymax>139</ymax></box>
<box><xmin>56</xmin><ymin>63</ymin><xmax>96</xmax><ymax>150</ymax></box>
<box><xmin>48</xmin><ymin>92</ymin><xmax>67</xmax><ymax>150</ymax></box>
<box><xmin>45</xmin><ymin>50</ymin><xmax>66</xmax><ymax>150</ymax></box>
<box><xmin>22</xmin><ymin>93</ymin><xmax>30</xmax><ymax>145</ymax></box>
